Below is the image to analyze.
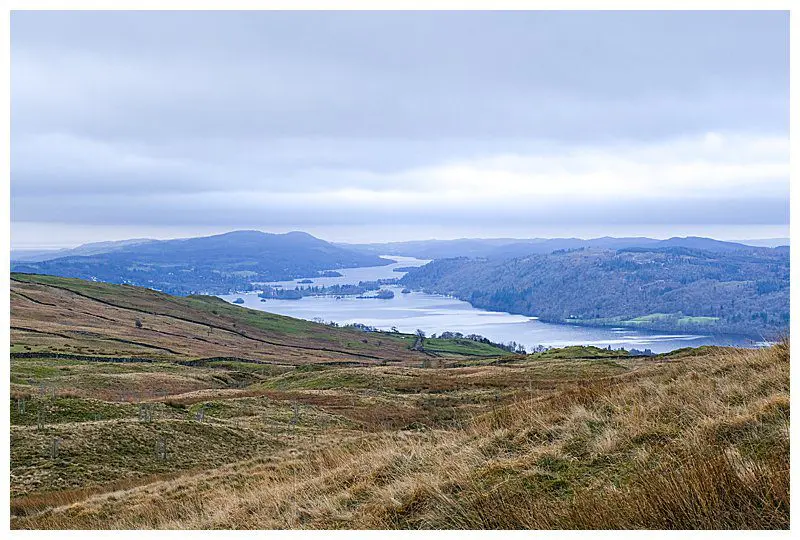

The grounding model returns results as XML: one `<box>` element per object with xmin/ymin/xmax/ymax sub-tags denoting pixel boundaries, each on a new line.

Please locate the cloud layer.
<box><xmin>11</xmin><ymin>11</ymin><xmax>789</xmax><ymax>247</ymax></box>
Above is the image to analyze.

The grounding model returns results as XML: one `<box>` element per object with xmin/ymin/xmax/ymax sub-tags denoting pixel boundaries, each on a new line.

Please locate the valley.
<box><xmin>9</xmin><ymin>9</ymin><xmax>791</xmax><ymax>532</ymax></box>
<box><xmin>222</xmin><ymin>255</ymin><xmax>759</xmax><ymax>353</ymax></box>
<box><xmin>12</xmin><ymin>231</ymin><xmax>788</xmax><ymax>342</ymax></box>
<box><xmin>9</xmin><ymin>273</ymin><xmax>790</xmax><ymax>529</ymax></box>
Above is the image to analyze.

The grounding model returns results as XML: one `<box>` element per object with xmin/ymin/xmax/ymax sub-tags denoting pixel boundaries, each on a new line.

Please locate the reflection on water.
<box><xmin>220</xmin><ymin>256</ymin><xmax>758</xmax><ymax>354</ymax></box>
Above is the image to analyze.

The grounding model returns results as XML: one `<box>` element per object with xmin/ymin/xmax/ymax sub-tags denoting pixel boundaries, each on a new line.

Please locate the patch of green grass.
<box><xmin>10</xmin><ymin>344</ymin><xmax>57</xmax><ymax>354</ymax></box>
<box><xmin>261</xmin><ymin>370</ymin><xmax>373</xmax><ymax>391</ymax></box>
<box><xmin>198</xmin><ymin>360</ymin><xmax>294</xmax><ymax>377</ymax></box>
<box><xmin>564</xmin><ymin>312</ymin><xmax>722</xmax><ymax>331</ymax></box>
<box><xmin>531</xmin><ymin>346</ymin><xmax>628</xmax><ymax>359</ymax></box>
<box><xmin>9</xmin><ymin>418</ymin><xmax>285</xmax><ymax>497</ymax></box>
<box><xmin>10</xmin><ymin>397</ymin><xmax>138</xmax><ymax>426</ymax></box>
<box><xmin>423</xmin><ymin>338</ymin><xmax>512</xmax><ymax>357</ymax></box>
<box><xmin>622</xmin><ymin>313</ymin><xmax>719</xmax><ymax>326</ymax></box>
<box><xmin>676</xmin><ymin>316</ymin><xmax>719</xmax><ymax>324</ymax></box>
<box><xmin>11</xmin><ymin>363</ymin><xmax>69</xmax><ymax>383</ymax></box>
<box><xmin>624</xmin><ymin>313</ymin><xmax>672</xmax><ymax>323</ymax></box>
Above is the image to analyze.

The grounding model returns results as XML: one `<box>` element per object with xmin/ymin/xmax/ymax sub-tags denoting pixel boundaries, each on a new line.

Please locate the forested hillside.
<box><xmin>11</xmin><ymin>231</ymin><xmax>391</xmax><ymax>295</ymax></box>
<box><xmin>400</xmin><ymin>247</ymin><xmax>789</xmax><ymax>338</ymax></box>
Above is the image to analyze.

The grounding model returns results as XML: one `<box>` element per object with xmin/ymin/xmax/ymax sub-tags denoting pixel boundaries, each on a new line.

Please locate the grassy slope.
<box><xmin>11</xmin><ymin>344</ymin><xmax>788</xmax><ymax>529</ymax></box>
<box><xmin>11</xmin><ymin>273</ymin><xmax>509</xmax><ymax>364</ymax></box>
<box><xmin>422</xmin><ymin>337</ymin><xmax>513</xmax><ymax>357</ymax></box>
<box><xmin>9</xmin><ymin>275</ymin><xmax>789</xmax><ymax>529</ymax></box>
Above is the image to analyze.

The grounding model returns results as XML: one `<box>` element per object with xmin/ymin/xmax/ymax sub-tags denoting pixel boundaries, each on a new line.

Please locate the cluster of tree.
<box><xmin>400</xmin><ymin>247</ymin><xmax>789</xmax><ymax>339</ymax></box>
<box><xmin>258</xmin><ymin>279</ymin><xmax>399</xmax><ymax>300</ymax></box>
<box><xmin>259</xmin><ymin>288</ymin><xmax>304</xmax><ymax>300</ymax></box>
<box><xmin>312</xmin><ymin>317</ymin><xmax>341</xmax><ymax>327</ymax></box>
<box><xmin>430</xmin><ymin>331</ymin><xmax>527</xmax><ymax>354</ymax></box>
<box><xmin>343</xmin><ymin>322</ymin><xmax>380</xmax><ymax>332</ymax></box>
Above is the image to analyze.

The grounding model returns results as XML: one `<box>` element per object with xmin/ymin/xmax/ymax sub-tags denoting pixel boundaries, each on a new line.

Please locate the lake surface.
<box><xmin>220</xmin><ymin>256</ymin><xmax>759</xmax><ymax>354</ymax></box>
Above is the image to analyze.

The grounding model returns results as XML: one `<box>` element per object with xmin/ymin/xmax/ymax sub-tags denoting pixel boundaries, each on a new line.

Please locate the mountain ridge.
<box><xmin>11</xmin><ymin>230</ymin><xmax>392</xmax><ymax>295</ymax></box>
<box><xmin>340</xmin><ymin>235</ymin><xmax>787</xmax><ymax>260</ymax></box>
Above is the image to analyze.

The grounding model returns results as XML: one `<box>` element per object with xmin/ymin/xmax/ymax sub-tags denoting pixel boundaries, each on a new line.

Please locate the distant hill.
<box><xmin>730</xmin><ymin>237</ymin><xmax>790</xmax><ymax>248</ymax></box>
<box><xmin>341</xmin><ymin>236</ymin><xmax>777</xmax><ymax>260</ymax></box>
<box><xmin>11</xmin><ymin>230</ymin><xmax>392</xmax><ymax>295</ymax></box>
<box><xmin>11</xmin><ymin>238</ymin><xmax>158</xmax><ymax>262</ymax></box>
<box><xmin>337</xmin><ymin>238</ymin><xmax>522</xmax><ymax>259</ymax></box>
<box><xmin>400</xmin><ymin>246</ymin><xmax>789</xmax><ymax>338</ymax></box>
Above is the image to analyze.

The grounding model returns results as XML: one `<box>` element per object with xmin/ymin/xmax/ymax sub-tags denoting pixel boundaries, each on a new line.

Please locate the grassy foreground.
<box><xmin>9</xmin><ymin>275</ymin><xmax>789</xmax><ymax>529</ymax></box>
<box><xmin>11</xmin><ymin>343</ymin><xmax>788</xmax><ymax>529</ymax></box>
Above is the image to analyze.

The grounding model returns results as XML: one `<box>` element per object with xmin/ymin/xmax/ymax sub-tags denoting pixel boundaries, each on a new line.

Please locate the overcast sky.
<box><xmin>11</xmin><ymin>10</ymin><xmax>789</xmax><ymax>248</ymax></box>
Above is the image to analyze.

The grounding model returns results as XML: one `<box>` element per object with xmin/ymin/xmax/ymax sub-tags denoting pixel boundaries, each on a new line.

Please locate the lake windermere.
<box><xmin>219</xmin><ymin>256</ymin><xmax>758</xmax><ymax>354</ymax></box>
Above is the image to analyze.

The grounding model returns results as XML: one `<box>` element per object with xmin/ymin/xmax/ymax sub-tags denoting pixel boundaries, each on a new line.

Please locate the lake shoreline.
<box><xmin>232</xmin><ymin>287</ymin><xmax>763</xmax><ymax>347</ymax></box>
<box><xmin>411</xmin><ymin>289</ymin><xmax>770</xmax><ymax>343</ymax></box>
<box><xmin>219</xmin><ymin>255</ymin><xmax>761</xmax><ymax>353</ymax></box>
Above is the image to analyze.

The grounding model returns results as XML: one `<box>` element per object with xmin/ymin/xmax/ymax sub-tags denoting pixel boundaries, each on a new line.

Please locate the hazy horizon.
<box><xmin>11</xmin><ymin>11</ymin><xmax>789</xmax><ymax>249</ymax></box>
<box><xmin>9</xmin><ymin>224</ymin><xmax>791</xmax><ymax>251</ymax></box>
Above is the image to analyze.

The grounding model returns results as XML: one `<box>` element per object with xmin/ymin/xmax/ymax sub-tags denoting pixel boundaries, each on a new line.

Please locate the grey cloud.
<box><xmin>12</xmin><ymin>11</ymin><xmax>788</xmax><ymax>141</ymax></box>
<box><xmin>12</xmin><ymin>192</ymin><xmax>788</xmax><ymax>228</ymax></box>
<box><xmin>10</xmin><ymin>11</ymin><xmax>790</xmax><ymax>245</ymax></box>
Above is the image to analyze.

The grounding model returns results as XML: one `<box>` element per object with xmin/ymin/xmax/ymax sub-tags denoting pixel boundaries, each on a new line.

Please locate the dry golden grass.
<box><xmin>10</xmin><ymin>275</ymin><xmax>440</xmax><ymax>365</ymax></box>
<box><xmin>12</xmin><ymin>341</ymin><xmax>789</xmax><ymax>530</ymax></box>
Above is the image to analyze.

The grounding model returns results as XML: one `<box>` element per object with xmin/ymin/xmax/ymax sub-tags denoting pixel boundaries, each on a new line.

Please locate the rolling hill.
<box><xmin>400</xmin><ymin>246</ymin><xmax>789</xmax><ymax>338</ymax></box>
<box><xmin>11</xmin><ymin>238</ymin><xmax>158</xmax><ymax>262</ymax></box>
<box><xmin>9</xmin><ymin>274</ymin><xmax>789</xmax><ymax>529</ymax></box>
<box><xmin>11</xmin><ymin>230</ymin><xmax>393</xmax><ymax>295</ymax></box>
<box><xmin>11</xmin><ymin>272</ymin><xmax>511</xmax><ymax>367</ymax></box>
<box><xmin>342</xmin><ymin>235</ymin><xmax>785</xmax><ymax>260</ymax></box>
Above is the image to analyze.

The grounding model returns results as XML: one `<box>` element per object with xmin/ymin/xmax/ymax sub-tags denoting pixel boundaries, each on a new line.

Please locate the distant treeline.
<box><xmin>259</xmin><ymin>279</ymin><xmax>399</xmax><ymax>299</ymax></box>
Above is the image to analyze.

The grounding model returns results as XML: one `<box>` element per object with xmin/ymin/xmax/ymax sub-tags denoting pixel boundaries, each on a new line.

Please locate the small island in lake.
<box><xmin>232</xmin><ymin>297</ymin><xmax>245</xmax><ymax>304</ymax></box>
<box><xmin>358</xmin><ymin>289</ymin><xmax>395</xmax><ymax>299</ymax></box>
<box><xmin>401</xmin><ymin>288</ymin><xmax>411</xmax><ymax>294</ymax></box>
<box><xmin>374</xmin><ymin>289</ymin><xmax>395</xmax><ymax>299</ymax></box>
<box><xmin>259</xmin><ymin>288</ymin><xmax>303</xmax><ymax>300</ymax></box>
<box><xmin>319</xmin><ymin>270</ymin><xmax>343</xmax><ymax>277</ymax></box>
<box><xmin>297</xmin><ymin>279</ymin><xmax>314</xmax><ymax>284</ymax></box>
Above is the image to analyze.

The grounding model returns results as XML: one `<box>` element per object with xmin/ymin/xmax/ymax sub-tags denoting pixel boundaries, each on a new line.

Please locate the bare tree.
<box><xmin>50</xmin><ymin>437</ymin><xmax>60</xmax><ymax>459</ymax></box>
<box><xmin>412</xmin><ymin>329</ymin><xmax>426</xmax><ymax>352</ymax></box>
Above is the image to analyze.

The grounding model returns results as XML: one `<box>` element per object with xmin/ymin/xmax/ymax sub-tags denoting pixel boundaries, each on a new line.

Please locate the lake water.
<box><xmin>220</xmin><ymin>256</ymin><xmax>759</xmax><ymax>354</ymax></box>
